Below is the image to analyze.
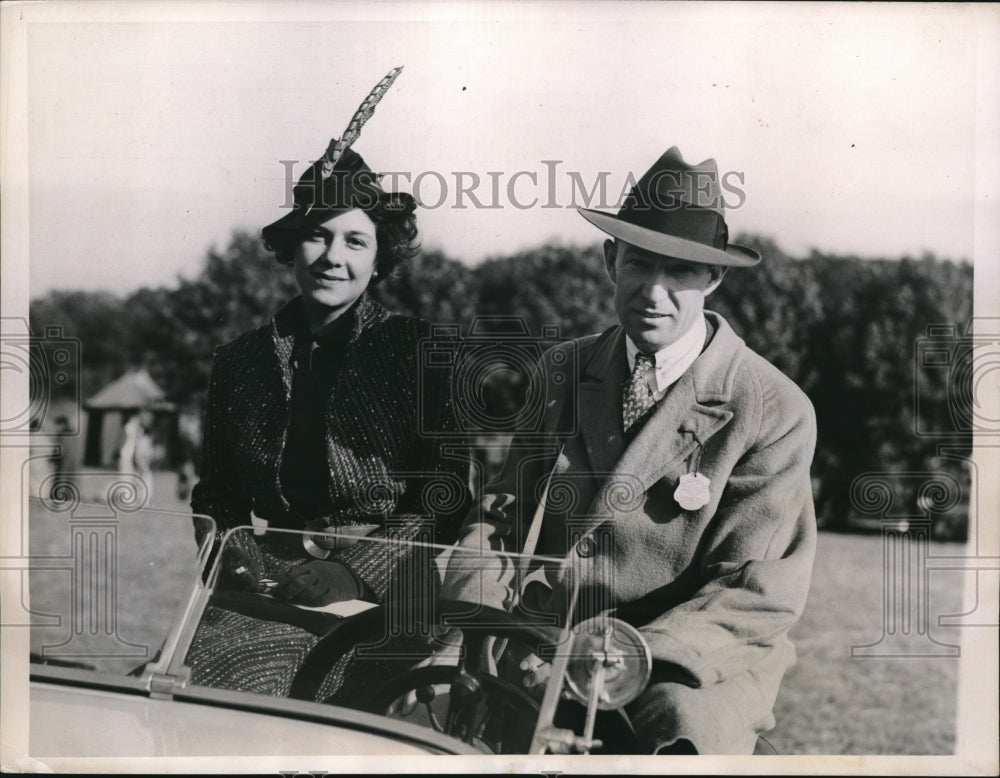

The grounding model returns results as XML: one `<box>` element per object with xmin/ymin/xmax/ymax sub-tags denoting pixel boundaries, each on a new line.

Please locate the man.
<box><xmin>442</xmin><ymin>147</ymin><xmax>817</xmax><ymax>754</ymax></box>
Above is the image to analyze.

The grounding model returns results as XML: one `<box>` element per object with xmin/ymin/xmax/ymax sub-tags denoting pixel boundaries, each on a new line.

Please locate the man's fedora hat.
<box><xmin>579</xmin><ymin>147</ymin><xmax>760</xmax><ymax>267</ymax></box>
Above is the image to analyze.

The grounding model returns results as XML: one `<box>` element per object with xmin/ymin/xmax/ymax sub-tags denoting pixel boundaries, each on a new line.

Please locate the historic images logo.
<box><xmin>280</xmin><ymin>160</ymin><xmax>747</xmax><ymax>212</ymax></box>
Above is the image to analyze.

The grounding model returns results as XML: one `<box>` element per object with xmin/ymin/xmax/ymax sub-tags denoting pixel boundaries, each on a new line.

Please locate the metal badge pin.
<box><xmin>674</xmin><ymin>472</ymin><xmax>712</xmax><ymax>511</ymax></box>
<box><xmin>674</xmin><ymin>438</ymin><xmax>710</xmax><ymax>510</ymax></box>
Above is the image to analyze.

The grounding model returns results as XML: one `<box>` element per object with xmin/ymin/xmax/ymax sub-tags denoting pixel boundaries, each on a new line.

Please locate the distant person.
<box><xmin>441</xmin><ymin>147</ymin><xmax>818</xmax><ymax>754</ymax></box>
<box><xmin>49</xmin><ymin>415</ymin><xmax>75</xmax><ymax>498</ymax></box>
<box><xmin>174</xmin><ymin>420</ymin><xmax>200</xmax><ymax>503</ymax></box>
<box><xmin>175</xmin><ymin>459</ymin><xmax>196</xmax><ymax>503</ymax></box>
<box><xmin>28</xmin><ymin>418</ymin><xmax>53</xmax><ymax>500</ymax></box>
<box><xmin>119</xmin><ymin>409</ymin><xmax>154</xmax><ymax>501</ymax></box>
<box><xmin>186</xmin><ymin>89</ymin><xmax>470</xmax><ymax>698</ymax></box>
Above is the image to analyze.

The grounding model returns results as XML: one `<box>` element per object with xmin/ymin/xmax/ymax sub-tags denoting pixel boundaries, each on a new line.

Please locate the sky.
<box><xmin>7</xmin><ymin>1</ymin><xmax>999</xmax><ymax>297</ymax></box>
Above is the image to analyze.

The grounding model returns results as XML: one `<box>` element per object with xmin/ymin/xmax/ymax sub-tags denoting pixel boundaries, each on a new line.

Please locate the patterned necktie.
<box><xmin>623</xmin><ymin>352</ymin><xmax>656</xmax><ymax>432</ymax></box>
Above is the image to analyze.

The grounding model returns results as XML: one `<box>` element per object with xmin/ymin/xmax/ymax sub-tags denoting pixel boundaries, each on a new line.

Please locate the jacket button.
<box><xmin>576</xmin><ymin>535</ymin><xmax>596</xmax><ymax>558</ymax></box>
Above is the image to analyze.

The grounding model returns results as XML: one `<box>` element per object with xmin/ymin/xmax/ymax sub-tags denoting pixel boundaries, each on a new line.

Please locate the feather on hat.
<box><xmin>262</xmin><ymin>67</ymin><xmax>406</xmax><ymax>252</ymax></box>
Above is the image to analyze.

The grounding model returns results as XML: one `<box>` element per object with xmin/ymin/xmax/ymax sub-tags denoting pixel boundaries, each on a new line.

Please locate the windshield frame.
<box><xmin>30</xmin><ymin>514</ymin><xmax>588</xmax><ymax>756</ymax></box>
<box><xmin>166</xmin><ymin>524</ymin><xmax>582</xmax><ymax>753</ymax></box>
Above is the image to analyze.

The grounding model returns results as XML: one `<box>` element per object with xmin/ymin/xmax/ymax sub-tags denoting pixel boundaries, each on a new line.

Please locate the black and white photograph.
<box><xmin>1</xmin><ymin>1</ymin><xmax>998</xmax><ymax>773</ymax></box>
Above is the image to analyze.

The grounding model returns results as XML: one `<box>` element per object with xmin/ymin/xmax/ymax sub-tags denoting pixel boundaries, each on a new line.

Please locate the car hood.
<box><xmin>31</xmin><ymin>676</ymin><xmax>470</xmax><ymax>758</ymax></box>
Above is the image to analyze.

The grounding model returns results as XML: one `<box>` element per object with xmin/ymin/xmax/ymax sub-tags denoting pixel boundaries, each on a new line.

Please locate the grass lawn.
<box><xmin>769</xmin><ymin>531</ymin><xmax>966</xmax><ymax>755</ymax></box>
<box><xmin>28</xmin><ymin>468</ymin><xmax>968</xmax><ymax>754</ymax></box>
<box><xmin>27</xmin><ymin>471</ymin><xmax>203</xmax><ymax>675</ymax></box>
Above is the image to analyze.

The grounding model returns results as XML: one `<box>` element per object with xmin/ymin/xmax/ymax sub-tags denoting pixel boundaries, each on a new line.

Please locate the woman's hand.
<box><xmin>219</xmin><ymin>538</ymin><xmax>266</xmax><ymax>592</ymax></box>
<box><xmin>272</xmin><ymin>559</ymin><xmax>363</xmax><ymax>606</ymax></box>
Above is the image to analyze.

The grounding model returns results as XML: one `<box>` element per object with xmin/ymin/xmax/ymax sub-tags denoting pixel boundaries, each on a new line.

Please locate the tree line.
<box><xmin>30</xmin><ymin>230</ymin><xmax>973</xmax><ymax>539</ymax></box>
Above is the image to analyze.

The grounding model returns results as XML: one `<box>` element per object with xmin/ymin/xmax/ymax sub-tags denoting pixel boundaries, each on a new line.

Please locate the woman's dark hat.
<box><xmin>578</xmin><ymin>147</ymin><xmax>760</xmax><ymax>267</ymax></box>
<box><xmin>261</xmin><ymin>146</ymin><xmax>392</xmax><ymax>249</ymax></box>
<box><xmin>261</xmin><ymin>67</ymin><xmax>407</xmax><ymax>251</ymax></box>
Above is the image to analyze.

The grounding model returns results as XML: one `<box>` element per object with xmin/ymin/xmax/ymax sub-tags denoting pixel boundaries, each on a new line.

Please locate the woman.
<box><xmin>185</xmin><ymin>142</ymin><xmax>469</xmax><ymax>699</ymax></box>
<box><xmin>119</xmin><ymin>408</ymin><xmax>155</xmax><ymax>501</ymax></box>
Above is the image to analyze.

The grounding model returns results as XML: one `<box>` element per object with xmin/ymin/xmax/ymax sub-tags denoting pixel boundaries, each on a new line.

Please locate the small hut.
<box><xmin>82</xmin><ymin>369</ymin><xmax>178</xmax><ymax>468</ymax></box>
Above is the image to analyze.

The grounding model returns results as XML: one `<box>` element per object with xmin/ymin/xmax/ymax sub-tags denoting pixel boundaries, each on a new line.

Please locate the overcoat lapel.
<box><xmin>584</xmin><ymin>313</ymin><xmax>743</xmax><ymax>527</ymax></box>
<box><xmin>268</xmin><ymin>299</ymin><xmax>304</xmax><ymax>510</ymax></box>
<box><xmin>578</xmin><ymin>327</ymin><xmax>629</xmax><ymax>476</ymax></box>
<box><xmin>612</xmin><ymin>371</ymin><xmax>733</xmax><ymax>491</ymax></box>
<box><xmin>272</xmin><ymin>297</ymin><xmax>303</xmax><ymax>396</ymax></box>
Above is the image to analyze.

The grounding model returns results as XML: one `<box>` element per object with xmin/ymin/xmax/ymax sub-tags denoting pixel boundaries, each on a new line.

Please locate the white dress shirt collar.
<box><xmin>625</xmin><ymin>314</ymin><xmax>707</xmax><ymax>402</ymax></box>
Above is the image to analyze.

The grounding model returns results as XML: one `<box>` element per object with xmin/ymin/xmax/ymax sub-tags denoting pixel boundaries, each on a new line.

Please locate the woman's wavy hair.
<box><xmin>266</xmin><ymin>192</ymin><xmax>420</xmax><ymax>284</ymax></box>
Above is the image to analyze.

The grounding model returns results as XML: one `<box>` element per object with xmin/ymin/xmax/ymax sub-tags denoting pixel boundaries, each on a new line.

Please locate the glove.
<box><xmin>218</xmin><ymin>536</ymin><xmax>266</xmax><ymax>592</ymax></box>
<box><xmin>272</xmin><ymin>559</ymin><xmax>364</xmax><ymax>606</ymax></box>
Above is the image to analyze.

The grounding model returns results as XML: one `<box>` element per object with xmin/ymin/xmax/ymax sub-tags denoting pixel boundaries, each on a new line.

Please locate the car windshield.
<box><xmin>28</xmin><ymin>494</ymin><xmax>214</xmax><ymax>676</ymax></box>
<box><xmin>172</xmin><ymin>526</ymin><xmax>588</xmax><ymax>754</ymax></box>
<box><xmin>29</xmin><ymin>506</ymin><xmax>632</xmax><ymax>755</ymax></box>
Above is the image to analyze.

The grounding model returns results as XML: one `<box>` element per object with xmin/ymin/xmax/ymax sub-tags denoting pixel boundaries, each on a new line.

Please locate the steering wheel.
<box><xmin>289</xmin><ymin>597</ymin><xmax>561</xmax><ymax>697</ymax></box>
<box><xmin>287</xmin><ymin>598</ymin><xmax>571</xmax><ymax>753</ymax></box>
<box><xmin>288</xmin><ymin>598</ymin><xmax>646</xmax><ymax>754</ymax></box>
<box><xmin>364</xmin><ymin>663</ymin><xmax>542</xmax><ymax>753</ymax></box>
